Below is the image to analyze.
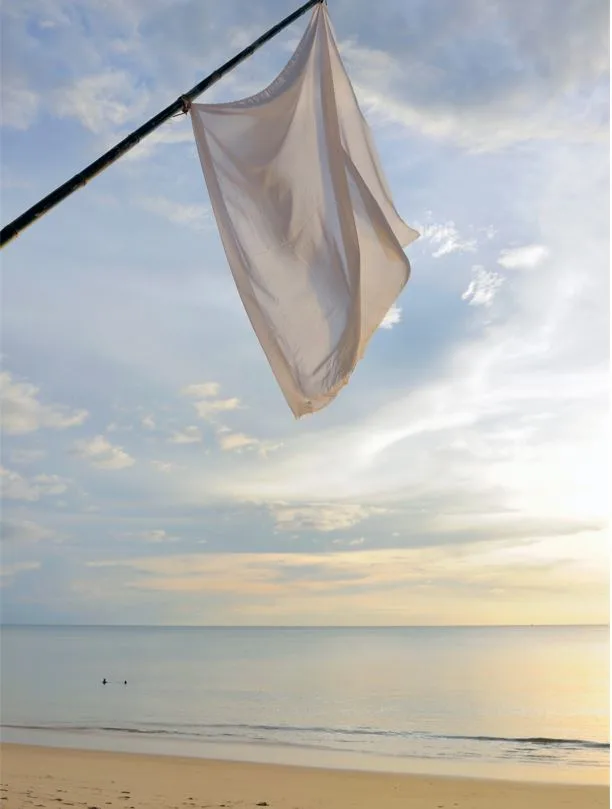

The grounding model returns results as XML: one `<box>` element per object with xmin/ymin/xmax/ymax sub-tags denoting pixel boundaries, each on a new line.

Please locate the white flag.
<box><xmin>191</xmin><ymin>5</ymin><xmax>419</xmax><ymax>417</ymax></box>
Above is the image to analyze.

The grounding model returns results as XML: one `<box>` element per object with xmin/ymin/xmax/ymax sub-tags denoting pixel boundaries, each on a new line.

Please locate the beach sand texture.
<box><xmin>1</xmin><ymin>744</ymin><xmax>608</xmax><ymax>809</ymax></box>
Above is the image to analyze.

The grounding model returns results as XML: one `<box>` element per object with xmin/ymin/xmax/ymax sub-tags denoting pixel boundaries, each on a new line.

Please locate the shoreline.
<box><xmin>2</xmin><ymin>727</ymin><xmax>609</xmax><ymax>786</ymax></box>
<box><xmin>1</xmin><ymin>743</ymin><xmax>609</xmax><ymax>809</ymax></box>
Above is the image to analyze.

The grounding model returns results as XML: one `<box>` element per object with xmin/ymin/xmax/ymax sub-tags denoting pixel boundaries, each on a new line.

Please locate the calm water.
<box><xmin>1</xmin><ymin>625</ymin><xmax>608</xmax><ymax>781</ymax></box>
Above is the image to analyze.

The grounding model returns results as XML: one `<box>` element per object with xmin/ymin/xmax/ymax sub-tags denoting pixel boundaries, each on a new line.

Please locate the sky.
<box><xmin>0</xmin><ymin>0</ymin><xmax>609</xmax><ymax>626</ymax></box>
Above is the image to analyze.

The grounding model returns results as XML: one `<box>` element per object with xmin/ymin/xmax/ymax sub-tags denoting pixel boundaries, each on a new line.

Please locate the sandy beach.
<box><xmin>1</xmin><ymin>744</ymin><xmax>608</xmax><ymax>809</ymax></box>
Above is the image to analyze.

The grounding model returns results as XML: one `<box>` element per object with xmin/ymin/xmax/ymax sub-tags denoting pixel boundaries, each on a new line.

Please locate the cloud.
<box><xmin>461</xmin><ymin>266</ymin><xmax>505</xmax><ymax>307</ymax></box>
<box><xmin>141</xmin><ymin>414</ymin><xmax>156</xmax><ymax>430</ymax></box>
<box><xmin>139</xmin><ymin>529</ymin><xmax>178</xmax><ymax>543</ymax></box>
<box><xmin>417</xmin><ymin>221</ymin><xmax>477</xmax><ymax>258</ymax></box>
<box><xmin>194</xmin><ymin>398</ymin><xmax>241</xmax><ymax>420</ymax></box>
<box><xmin>379</xmin><ymin>304</ymin><xmax>402</xmax><ymax>329</ymax></box>
<box><xmin>74</xmin><ymin>435</ymin><xmax>135</xmax><ymax>469</ymax></box>
<box><xmin>498</xmin><ymin>245</ymin><xmax>550</xmax><ymax>270</ymax></box>
<box><xmin>332</xmin><ymin>537</ymin><xmax>366</xmax><ymax>547</ymax></box>
<box><xmin>1</xmin><ymin>75</ymin><xmax>39</xmax><ymax>129</ymax></box>
<box><xmin>180</xmin><ymin>382</ymin><xmax>242</xmax><ymax>422</ymax></box>
<box><xmin>54</xmin><ymin>70</ymin><xmax>149</xmax><ymax>135</ymax></box>
<box><xmin>168</xmin><ymin>426</ymin><xmax>202</xmax><ymax>444</ymax></box>
<box><xmin>215</xmin><ymin>429</ymin><xmax>281</xmax><ymax>457</ymax></box>
<box><xmin>2</xmin><ymin>519</ymin><xmax>56</xmax><ymax>543</ymax></box>
<box><xmin>84</xmin><ymin>539</ymin><xmax>607</xmax><ymax>624</ymax></box>
<box><xmin>270</xmin><ymin>503</ymin><xmax>384</xmax><ymax>533</ymax></box>
<box><xmin>119</xmin><ymin>529</ymin><xmax>180</xmax><ymax>543</ymax></box>
<box><xmin>1</xmin><ymin>467</ymin><xmax>69</xmax><ymax>501</ymax></box>
<box><xmin>151</xmin><ymin>460</ymin><xmax>176</xmax><ymax>472</ymax></box>
<box><xmin>181</xmin><ymin>383</ymin><xmax>221</xmax><ymax>398</ymax></box>
<box><xmin>339</xmin><ymin>2</ymin><xmax>608</xmax><ymax>150</ymax></box>
<box><xmin>1</xmin><ymin>561</ymin><xmax>41</xmax><ymax>582</ymax></box>
<box><xmin>1</xmin><ymin>467</ymin><xmax>38</xmax><ymax>501</ymax></box>
<box><xmin>218</xmin><ymin>432</ymin><xmax>260</xmax><ymax>452</ymax></box>
<box><xmin>123</xmin><ymin>124</ymin><xmax>194</xmax><ymax>161</ymax></box>
<box><xmin>0</xmin><ymin>372</ymin><xmax>88</xmax><ymax>435</ymax></box>
<box><xmin>138</xmin><ymin>196</ymin><xmax>211</xmax><ymax>231</ymax></box>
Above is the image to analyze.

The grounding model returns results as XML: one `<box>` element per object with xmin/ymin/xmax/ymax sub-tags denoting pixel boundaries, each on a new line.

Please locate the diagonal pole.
<box><xmin>1</xmin><ymin>0</ymin><xmax>324</xmax><ymax>248</ymax></box>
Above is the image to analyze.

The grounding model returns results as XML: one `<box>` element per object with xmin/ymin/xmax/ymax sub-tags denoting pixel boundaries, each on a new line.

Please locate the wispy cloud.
<box><xmin>270</xmin><ymin>503</ymin><xmax>384</xmax><ymax>533</ymax></box>
<box><xmin>137</xmin><ymin>196</ymin><xmax>211</xmax><ymax>231</ymax></box>
<box><xmin>168</xmin><ymin>426</ymin><xmax>202</xmax><ymax>444</ymax></box>
<box><xmin>218</xmin><ymin>432</ymin><xmax>260</xmax><ymax>452</ymax></box>
<box><xmin>2</xmin><ymin>519</ymin><xmax>56</xmax><ymax>543</ymax></box>
<box><xmin>74</xmin><ymin>435</ymin><xmax>135</xmax><ymax>470</ymax></box>
<box><xmin>498</xmin><ymin>245</ymin><xmax>550</xmax><ymax>270</ymax></box>
<box><xmin>151</xmin><ymin>460</ymin><xmax>176</xmax><ymax>472</ymax></box>
<box><xmin>1</xmin><ymin>76</ymin><xmax>39</xmax><ymax>129</ymax></box>
<box><xmin>339</xmin><ymin>3</ymin><xmax>608</xmax><ymax>151</ymax></box>
<box><xmin>84</xmin><ymin>538</ymin><xmax>607</xmax><ymax>624</ymax></box>
<box><xmin>1</xmin><ymin>561</ymin><xmax>41</xmax><ymax>582</ymax></box>
<box><xmin>54</xmin><ymin>70</ymin><xmax>149</xmax><ymax>135</ymax></box>
<box><xmin>123</xmin><ymin>124</ymin><xmax>194</xmax><ymax>161</ymax></box>
<box><xmin>195</xmin><ymin>398</ymin><xmax>241</xmax><ymax>420</ymax></box>
<box><xmin>0</xmin><ymin>467</ymin><xmax>69</xmax><ymax>501</ymax></box>
<box><xmin>0</xmin><ymin>372</ymin><xmax>88</xmax><ymax>435</ymax></box>
<box><xmin>461</xmin><ymin>266</ymin><xmax>504</xmax><ymax>307</ymax></box>
<box><xmin>416</xmin><ymin>221</ymin><xmax>477</xmax><ymax>258</ymax></box>
<box><xmin>215</xmin><ymin>429</ymin><xmax>281</xmax><ymax>457</ymax></box>
<box><xmin>332</xmin><ymin>537</ymin><xmax>366</xmax><ymax>547</ymax></box>
<box><xmin>119</xmin><ymin>529</ymin><xmax>180</xmax><ymax>543</ymax></box>
<box><xmin>181</xmin><ymin>383</ymin><xmax>221</xmax><ymax>398</ymax></box>
<box><xmin>181</xmin><ymin>382</ymin><xmax>242</xmax><ymax>422</ymax></box>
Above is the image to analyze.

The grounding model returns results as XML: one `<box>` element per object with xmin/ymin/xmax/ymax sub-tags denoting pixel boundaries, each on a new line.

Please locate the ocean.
<box><xmin>1</xmin><ymin>625</ymin><xmax>608</xmax><ymax>782</ymax></box>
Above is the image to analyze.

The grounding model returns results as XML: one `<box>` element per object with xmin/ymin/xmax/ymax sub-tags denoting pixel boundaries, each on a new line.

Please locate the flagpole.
<box><xmin>0</xmin><ymin>0</ymin><xmax>324</xmax><ymax>249</ymax></box>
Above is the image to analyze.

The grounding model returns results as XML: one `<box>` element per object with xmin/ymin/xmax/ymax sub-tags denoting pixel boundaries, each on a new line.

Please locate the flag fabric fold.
<box><xmin>191</xmin><ymin>4</ymin><xmax>419</xmax><ymax>417</ymax></box>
